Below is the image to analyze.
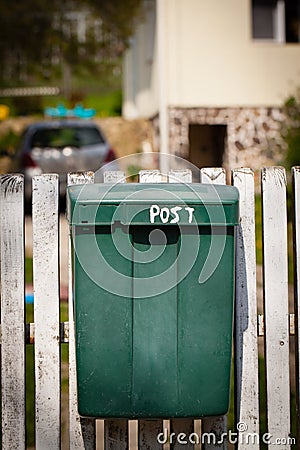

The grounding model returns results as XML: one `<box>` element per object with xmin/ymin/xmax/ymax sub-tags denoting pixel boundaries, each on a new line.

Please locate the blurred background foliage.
<box><xmin>281</xmin><ymin>91</ymin><xmax>300</xmax><ymax>168</ymax></box>
<box><xmin>0</xmin><ymin>0</ymin><xmax>143</xmax><ymax>105</ymax></box>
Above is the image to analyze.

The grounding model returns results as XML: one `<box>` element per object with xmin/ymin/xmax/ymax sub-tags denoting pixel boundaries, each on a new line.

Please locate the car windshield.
<box><xmin>31</xmin><ymin>126</ymin><xmax>105</xmax><ymax>149</ymax></box>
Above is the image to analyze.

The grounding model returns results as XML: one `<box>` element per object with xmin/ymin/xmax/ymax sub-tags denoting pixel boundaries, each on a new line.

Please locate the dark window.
<box><xmin>285</xmin><ymin>0</ymin><xmax>300</xmax><ymax>42</ymax></box>
<box><xmin>252</xmin><ymin>0</ymin><xmax>278</xmax><ymax>40</ymax></box>
<box><xmin>252</xmin><ymin>0</ymin><xmax>300</xmax><ymax>43</ymax></box>
<box><xmin>31</xmin><ymin>126</ymin><xmax>105</xmax><ymax>149</ymax></box>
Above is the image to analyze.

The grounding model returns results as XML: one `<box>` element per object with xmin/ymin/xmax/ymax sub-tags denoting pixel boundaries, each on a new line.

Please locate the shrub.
<box><xmin>282</xmin><ymin>93</ymin><xmax>300</xmax><ymax>168</ymax></box>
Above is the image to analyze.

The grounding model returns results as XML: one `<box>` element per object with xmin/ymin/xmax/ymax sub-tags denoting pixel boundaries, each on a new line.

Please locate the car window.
<box><xmin>31</xmin><ymin>126</ymin><xmax>105</xmax><ymax>149</ymax></box>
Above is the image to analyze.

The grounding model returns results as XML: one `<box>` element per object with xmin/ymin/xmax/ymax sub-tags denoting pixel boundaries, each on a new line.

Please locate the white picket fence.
<box><xmin>0</xmin><ymin>166</ymin><xmax>298</xmax><ymax>449</ymax></box>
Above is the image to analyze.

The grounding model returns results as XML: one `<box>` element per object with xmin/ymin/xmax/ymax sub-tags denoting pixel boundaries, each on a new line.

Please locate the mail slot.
<box><xmin>67</xmin><ymin>182</ymin><xmax>239</xmax><ymax>418</ymax></box>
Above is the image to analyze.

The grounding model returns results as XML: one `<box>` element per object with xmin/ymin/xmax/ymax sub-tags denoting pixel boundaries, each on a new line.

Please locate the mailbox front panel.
<box><xmin>73</xmin><ymin>223</ymin><xmax>235</xmax><ymax>418</ymax></box>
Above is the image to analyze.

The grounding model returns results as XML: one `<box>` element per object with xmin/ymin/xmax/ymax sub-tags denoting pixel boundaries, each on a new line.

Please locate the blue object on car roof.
<box><xmin>72</xmin><ymin>104</ymin><xmax>96</xmax><ymax>118</ymax></box>
<box><xmin>25</xmin><ymin>293</ymin><xmax>34</xmax><ymax>304</ymax></box>
<box><xmin>44</xmin><ymin>103</ymin><xmax>96</xmax><ymax>119</ymax></box>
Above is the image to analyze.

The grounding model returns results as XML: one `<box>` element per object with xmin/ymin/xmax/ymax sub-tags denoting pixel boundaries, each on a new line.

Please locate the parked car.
<box><xmin>11</xmin><ymin>120</ymin><xmax>119</xmax><ymax>202</ymax></box>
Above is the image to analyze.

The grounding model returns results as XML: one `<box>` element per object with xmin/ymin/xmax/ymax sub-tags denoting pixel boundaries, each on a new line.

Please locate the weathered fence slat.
<box><xmin>262</xmin><ymin>167</ymin><xmax>291</xmax><ymax>448</ymax></box>
<box><xmin>200</xmin><ymin>167</ymin><xmax>227</xmax><ymax>450</ymax></box>
<box><xmin>168</xmin><ymin>169</ymin><xmax>195</xmax><ymax>449</ymax></box>
<box><xmin>105</xmin><ymin>420</ymin><xmax>128</xmax><ymax>450</ymax></box>
<box><xmin>138</xmin><ymin>420</ymin><xmax>163</xmax><ymax>450</ymax></box>
<box><xmin>232</xmin><ymin>168</ymin><xmax>260</xmax><ymax>449</ymax></box>
<box><xmin>293</xmin><ymin>166</ymin><xmax>300</xmax><ymax>444</ymax></box>
<box><xmin>201</xmin><ymin>167</ymin><xmax>227</xmax><ymax>186</ymax></box>
<box><xmin>0</xmin><ymin>174</ymin><xmax>26</xmax><ymax>450</ymax></box>
<box><xmin>68</xmin><ymin>172</ymin><xmax>96</xmax><ymax>450</ymax></box>
<box><xmin>137</xmin><ymin>170</ymin><xmax>165</xmax><ymax>449</ymax></box>
<box><xmin>139</xmin><ymin>169</ymin><xmax>163</xmax><ymax>183</ymax></box>
<box><xmin>104</xmin><ymin>170</ymin><xmax>126</xmax><ymax>183</ymax></box>
<box><xmin>32</xmin><ymin>174</ymin><xmax>61</xmax><ymax>449</ymax></box>
<box><xmin>168</xmin><ymin>169</ymin><xmax>193</xmax><ymax>183</ymax></box>
<box><xmin>104</xmin><ymin>169</ymin><xmax>129</xmax><ymax>449</ymax></box>
<box><xmin>170</xmin><ymin>419</ymin><xmax>194</xmax><ymax>449</ymax></box>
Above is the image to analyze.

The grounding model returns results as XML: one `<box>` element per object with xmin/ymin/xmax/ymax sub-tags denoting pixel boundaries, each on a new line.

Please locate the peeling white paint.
<box><xmin>32</xmin><ymin>174</ymin><xmax>60</xmax><ymax>449</ymax></box>
<box><xmin>233</xmin><ymin>168</ymin><xmax>260</xmax><ymax>449</ymax></box>
<box><xmin>0</xmin><ymin>174</ymin><xmax>26</xmax><ymax>449</ymax></box>
<box><xmin>200</xmin><ymin>167</ymin><xmax>227</xmax><ymax>450</ymax></box>
<box><xmin>262</xmin><ymin>166</ymin><xmax>290</xmax><ymax>447</ymax></box>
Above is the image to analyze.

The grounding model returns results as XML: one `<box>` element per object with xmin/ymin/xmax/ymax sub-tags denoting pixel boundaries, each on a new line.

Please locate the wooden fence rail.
<box><xmin>0</xmin><ymin>166</ymin><xmax>298</xmax><ymax>449</ymax></box>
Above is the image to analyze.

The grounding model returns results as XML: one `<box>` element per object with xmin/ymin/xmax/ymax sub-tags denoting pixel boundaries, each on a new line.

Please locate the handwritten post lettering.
<box><xmin>149</xmin><ymin>204</ymin><xmax>195</xmax><ymax>224</ymax></box>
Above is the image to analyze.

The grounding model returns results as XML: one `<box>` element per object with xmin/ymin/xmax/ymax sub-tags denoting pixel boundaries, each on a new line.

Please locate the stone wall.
<box><xmin>152</xmin><ymin>107</ymin><xmax>287</xmax><ymax>171</ymax></box>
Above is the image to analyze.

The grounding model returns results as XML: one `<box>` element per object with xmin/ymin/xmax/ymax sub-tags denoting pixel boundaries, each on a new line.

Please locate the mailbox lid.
<box><xmin>67</xmin><ymin>183</ymin><xmax>239</xmax><ymax>226</ymax></box>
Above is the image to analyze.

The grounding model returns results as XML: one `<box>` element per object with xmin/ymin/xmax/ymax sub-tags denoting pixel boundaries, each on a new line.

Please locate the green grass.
<box><xmin>255</xmin><ymin>194</ymin><xmax>263</xmax><ymax>266</ymax></box>
<box><xmin>25</xmin><ymin>257</ymin><xmax>33</xmax><ymax>284</ymax></box>
<box><xmin>26</xmin><ymin>345</ymin><xmax>35</xmax><ymax>446</ymax></box>
<box><xmin>0</xmin><ymin>63</ymin><xmax>123</xmax><ymax>118</ymax></box>
<box><xmin>85</xmin><ymin>90</ymin><xmax>122</xmax><ymax>116</ymax></box>
<box><xmin>0</xmin><ymin>80</ymin><xmax>122</xmax><ymax>118</ymax></box>
<box><xmin>41</xmin><ymin>90</ymin><xmax>122</xmax><ymax>117</ymax></box>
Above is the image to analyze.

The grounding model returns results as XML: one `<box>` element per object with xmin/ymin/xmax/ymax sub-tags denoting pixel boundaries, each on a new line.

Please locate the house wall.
<box><xmin>123</xmin><ymin>0</ymin><xmax>299</xmax><ymax>169</ymax></box>
<box><xmin>123</xmin><ymin>0</ymin><xmax>300</xmax><ymax>117</ymax></box>
<box><xmin>166</xmin><ymin>0</ymin><xmax>300</xmax><ymax>108</ymax></box>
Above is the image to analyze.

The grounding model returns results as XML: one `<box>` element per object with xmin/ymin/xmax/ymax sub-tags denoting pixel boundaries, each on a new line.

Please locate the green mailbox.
<box><xmin>67</xmin><ymin>182</ymin><xmax>239</xmax><ymax>418</ymax></box>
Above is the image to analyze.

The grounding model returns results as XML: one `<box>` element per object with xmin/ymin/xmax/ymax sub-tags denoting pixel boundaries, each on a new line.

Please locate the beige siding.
<box><xmin>166</xmin><ymin>0</ymin><xmax>300</xmax><ymax>107</ymax></box>
<box><xmin>123</xmin><ymin>0</ymin><xmax>300</xmax><ymax>117</ymax></box>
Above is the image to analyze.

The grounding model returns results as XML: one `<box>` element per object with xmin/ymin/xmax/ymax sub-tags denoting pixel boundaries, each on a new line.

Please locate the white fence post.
<box><xmin>137</xmin><ymin>169</ymin><xmax>165</xmax><ymax>450</ymax></box>
<box><xmin>32</xmin><ymin>174</ymin><xmax>61</xmax><ymax>449</ymax></box>
<box><xmin>293</xmin><ymin>166</ymin><xmax>300</xmax><ymax>444</ymax></box>
<box><xmin>168</xmin><ymin>169</ymin><xmax>194</xmax><ymax>450</ymax></box>
<box><xmin>68</xmin><ymin>172</ymin><xmax>96</xmax><ymax>450</ymax></box>
<box><xmin>232</xmin><ymin>168</ymin><xmax>260</xmax><ymax>449</ymax></box>
<box><xmin>201</xmin><ymin>167</ymin><xmax>227</xmax><ymax>450</ymax></box>
<box><xmin>0</xmin><ymin>174</ymin><xmax>26</xmax><ymax>450</ymax></box>
<box><xmin>262</xmin><ymin>167</ymin><xmax>290</xmax><ymax>448</ymax></box>
<box><xmin>103</xmin><ymin>170</ymin><xmax>129</xmax><ymax>450</ymax></box>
